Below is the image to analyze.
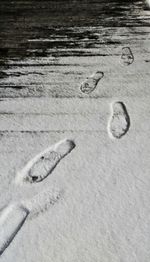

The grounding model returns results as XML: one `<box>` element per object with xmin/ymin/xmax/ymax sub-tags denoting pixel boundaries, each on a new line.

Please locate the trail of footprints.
<box><xmin>0</xmin><ymin>47</ymin><xmax>132</xmax><ymax>256</ymax></box>
<box><xmin>80</xmin><ymin>47</ymin><xmax>134</xmax><ymax>94</ymax></box>
<box><xmin>0</xmin><ymin>102</ymin><xmax>131</xmax><ymax>255</ymax></box>
<box><xmin>0</xmin><ymin>139</ymin><xmax>75</xmax><ymax>256</ymax></box>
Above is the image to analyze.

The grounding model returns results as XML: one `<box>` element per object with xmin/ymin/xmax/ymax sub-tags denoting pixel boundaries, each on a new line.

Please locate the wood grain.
<box><xmin>0</xmin><ymin>0</ymin><xmax>149</xmax><ymax>98</ymax></box>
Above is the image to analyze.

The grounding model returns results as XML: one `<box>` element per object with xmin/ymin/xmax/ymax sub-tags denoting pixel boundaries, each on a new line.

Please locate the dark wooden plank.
<box><xmin>0</xmin><ymin>0</ymin><xmax>150</xmax><ymax>98</ymax></box>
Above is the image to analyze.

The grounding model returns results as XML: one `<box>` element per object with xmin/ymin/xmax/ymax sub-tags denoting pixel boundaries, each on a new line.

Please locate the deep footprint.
<box><xmin>120</xmin><ymin>47</ymin><xmax>134</xmax><ymax>66</ymax></box>
<box><xmin>0</xmin><ymin>204</ymin><xmax>29</xmax><ymax>256</ymax></box>
<box><xmin>16</xmin><ymin>139</ymin><xmax>75</xmax><ymax>184</ymax></box>
<box><xmin>80</xmin><ymin>71</ymin><xmax>104</xmax><ymax>94</ymax></box>
<box><xmin>108</xmin><ymin>101</ymin><xmax>130</xmax><ymax>139</ymax></box>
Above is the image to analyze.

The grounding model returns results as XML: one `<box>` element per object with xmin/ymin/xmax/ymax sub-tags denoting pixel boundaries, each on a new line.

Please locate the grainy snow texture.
<box><xmin>0</xmin><ymin>0</ymin><xmax>150</xmax><ymax>261</ymax></box>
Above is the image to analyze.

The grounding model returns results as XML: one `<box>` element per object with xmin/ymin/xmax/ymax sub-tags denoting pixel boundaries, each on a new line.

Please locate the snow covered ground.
<box><xmin>0</xmin><ymin>1</ymin><xmax>150</xmax><ymax>261</ymax></box>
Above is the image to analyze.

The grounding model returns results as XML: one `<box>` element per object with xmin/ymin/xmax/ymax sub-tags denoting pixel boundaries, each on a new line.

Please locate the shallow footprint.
<box><xmin>0</xmin><ymin>204</ymin><xmax>29</xmax><ymax>256</ymax></box>
<box><xmin>120</xmin><ymin>47</ymin><xmax>134</xmax><ymax>66</ymax></box>
<box><xmin>16</xmin><ymin>139</ymin><xmax>75</xmax><ymax>184</ymax></box>
<box><xmin>108</xmin><ymin>101</ymin><xmax>130</xmax><ymax>139</ymax></box>
<box><xmin>22</xmin><ymin>186</ymin><xmax>62</xmax><ymax>219</ymax></box>
<box><xmin>80</xmin><ymin>71</ymin><xmax>104</xmax><ymax>94</ymax></box>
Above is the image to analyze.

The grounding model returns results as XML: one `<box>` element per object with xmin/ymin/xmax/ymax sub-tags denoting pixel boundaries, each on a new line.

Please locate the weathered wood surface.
<box><xmin>0</xmin><ymin>0</ymin><xmax>150</xmax><ymax>98</ymax></box>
